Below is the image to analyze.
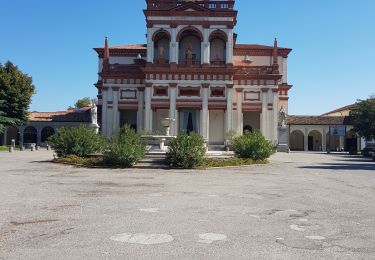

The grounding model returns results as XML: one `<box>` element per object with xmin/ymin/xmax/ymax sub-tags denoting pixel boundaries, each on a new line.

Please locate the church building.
<box><xmin>94</xmin><ymin>0</ymin><xmax>292</xmax><ymax>146</ymax></box>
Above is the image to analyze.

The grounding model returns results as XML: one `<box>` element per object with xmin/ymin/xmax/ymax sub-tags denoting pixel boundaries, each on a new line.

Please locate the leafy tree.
<box><xmin>350</xmin><ymin>96</ymin><xmax>375</xmax><ymax>140</ymax></box>
<box><xmin>0</xmin><ymin>62</ymin><xmax>36</xmax><ymax>133</ymax></box>
<box><xmin>74</xmin><ymin>97</ymin><xmax>91</xmax><ymax>109</ymax></box>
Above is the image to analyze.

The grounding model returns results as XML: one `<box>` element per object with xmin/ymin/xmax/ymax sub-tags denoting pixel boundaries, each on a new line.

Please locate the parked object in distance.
<box><xmin>362</xmin><ymin>142</ymin><xmax>375</xmax><ymax>157</ymax></box>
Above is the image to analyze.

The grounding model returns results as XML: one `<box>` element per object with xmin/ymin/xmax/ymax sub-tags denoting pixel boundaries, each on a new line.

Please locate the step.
<box><xmin>208</xmin><ymin>145</ymin><xmax>226</xmax><ymax>151</ymax></box>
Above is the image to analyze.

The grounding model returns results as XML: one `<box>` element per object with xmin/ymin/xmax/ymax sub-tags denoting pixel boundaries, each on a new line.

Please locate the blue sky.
<box><xmin>1</xmin><ymin>0</ymin><xmax>374</xmax><ymax>115</ymax></box>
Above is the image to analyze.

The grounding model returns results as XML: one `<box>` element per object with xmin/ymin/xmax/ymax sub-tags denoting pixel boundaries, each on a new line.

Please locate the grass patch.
<box><xmin>53</xmin><ymin>155</ymin><xmax>105</xmax><ymax>167</ymax></box>
<box><xmin>0</xmin><ymin>146</ymin><xmax>8</xmax><ymax>151</ymax></box>
<box><xmin>201</xmin><ymin>157</ymin><xmax>268</xmax><ymax>168</ymax></box>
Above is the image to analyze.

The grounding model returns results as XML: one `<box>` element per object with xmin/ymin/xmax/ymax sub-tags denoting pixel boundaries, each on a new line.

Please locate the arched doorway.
<box><xmin>308</xmin><ymin>130</ymin><xmax>322</xmax><ymax>151</ymax></box>
<box><xmin>290</xmin><ymin>130</ymin><xmax>304</xmax><ymax>151</ymax></box>
<box><xmin>346</xmin><ymin>129</ymin><xmax>358</xmax><ymax>152</ymax></box>
<box><xmin>41</xmin><ymin>127</ymin><xmax>55</xmax><ymax>143</ymax></box>
<box><xmin>6</xmin><ymin>126</ymin><xmax>19</xmax><ymax>145</ymax></box>
<box><xmin>326</xmin><ymin>132</ymin><xmax>340</xmax><ymax>152</ymax></box>
<box><xmin>23</xmin><ymin>126</ymin><xmax>37</xmax><ymax>144</ymax></box>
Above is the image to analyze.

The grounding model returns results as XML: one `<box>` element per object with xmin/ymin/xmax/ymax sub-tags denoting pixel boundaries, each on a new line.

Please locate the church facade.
<box><xmin>94</xmin><ymin>0</ymin><xmax>292</xmax><ymax>146</ymax></box>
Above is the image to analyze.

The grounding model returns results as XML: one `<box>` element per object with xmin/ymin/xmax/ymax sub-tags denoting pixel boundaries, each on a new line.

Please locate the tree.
<box><xmin>0</xmin><ymin>62</ymin><xmax>35</xmax><ymax>133</ymax></box>
<box><xmin>350</xmin><ymin>95</ymin><xmax>375</xmax><ymax>140</ymax></box>
<box><xmin>74</xmin><ymin>97</ymin><xmax>91</xmax><ymax>109</ymax></box>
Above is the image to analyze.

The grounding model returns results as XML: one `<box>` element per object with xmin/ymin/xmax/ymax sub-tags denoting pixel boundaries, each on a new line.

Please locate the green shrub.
<box><xmin>232</xmin><ymin>130</ymin><xmax>275</xmax><ymax>160</ymax></box>
<box><xmin>166</xmin><ymin>132</ymin><xmax>205</xmax><ymax>169</ymax></box>
<box><xmin>103</xmin><ymin>125</ymin><xmax>146</xmax><ymax>168</ymax></box>
<box><xmin>0</xmin><ymin>146</ymin><xmax>8</xmax><ymax>151</ymax></box>
<box><xmin>48</xmin><ymin>125</ymin><xmax>104</xmax><ymax>157</ymax></box>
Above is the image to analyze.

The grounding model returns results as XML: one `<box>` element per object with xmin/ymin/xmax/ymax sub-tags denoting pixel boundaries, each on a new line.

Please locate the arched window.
<box><xmin>209</xmin><ymin>30</ymin><xmax>227</xmax><ymax>65</ymax></box>
<box><xmin>153</xmin><ymin>30</ymin><xmax>171</xmax><ymax>64</ymax></box>
<box><xmin>41</xmin><ymin>127</ymin><xmax>55</xmax><ymax>143</ymax></box>
<box><xmin>23</xmin><ymin>126</ymin><xmax>37</xmax><ymax>144</ymax></box>
<box><xmin>177</xmin><ymin>27</ymin><xmax>202</xmax><ymax>66</ymax></box>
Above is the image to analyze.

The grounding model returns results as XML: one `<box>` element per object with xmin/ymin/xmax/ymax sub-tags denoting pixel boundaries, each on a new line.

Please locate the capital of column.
<box><xmin>226</xmin><ymin>84</ymin><xmax>234</xmax><ymax>89</ymax></box>
<box><xmin>169</xmin><ymin>83</ymin><xmax>177</xmax><ymax>88</ymax></box>
<box><xmin>137</xmin><ymin>86</ymin><xmax>145</xmax><ymax>92</ymax></box>
<box><xmin>112</xmin><ymin>87</ymin><xmax>120</xmax><ymax>91</ymax></box>
<box><xmin>145</xmin><ymin>83</ymin><xmax>153</xmax><ymax>88</ymax></box>
<box><xmin>272</xmin><ymin>88</ymin><xmax>279</xmax><ymax>93</ymax></box>
<box><xmin>102</xmin><ymin>86</ymin><xmax>109</xmax><ymax>91</ymax></box>
<box><xmin>202</xmin><ymin>83</ymin><xmax>210</xmax><ymax>89</ymax></box>
<box><xmin>235</xmin><ymin>88</ymin><xmax>244</xmax><ymax>93</ymax></box>
<box><xmin>261</xmin><ymin>88</ymin><xmax>269</xmax><ymax>93</ymax></box>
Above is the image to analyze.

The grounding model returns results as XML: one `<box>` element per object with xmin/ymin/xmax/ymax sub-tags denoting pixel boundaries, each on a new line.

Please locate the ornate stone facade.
<box><xmin>94</xmin><ymin>0</ymin><xmax>292</xmax><ymax>146</ymax></box>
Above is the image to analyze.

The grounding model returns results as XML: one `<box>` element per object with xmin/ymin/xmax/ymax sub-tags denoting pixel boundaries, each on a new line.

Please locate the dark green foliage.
<box><xmin>0</xmin><ymin>62</ymin><xmax>35</xmax><ymax>133</ymax></box>
<box><xmin>166</xmin><ymin>132</ymin><xmax>205</xmax><ymax>169</ymax></box>
<box><xmin>202</xmin><ymin>157</ymin><xmax>267</xmax><ymax>168</ymax></box>
<box><xmin>232</xmin><ymin>130</ymin><xmax>275</xmax><ymax>160</ymax></box>
<box><xmin>74</xmin><ymin>97</ymin><xmax>91</xmax><ymax>109</ymax></box>
<box><xmin>350</xmin><ymin>96</ymin><xmax>375</xmax><ymax>140</ymax></box>
<box><xmin>103</xmin><ymin>125</ymin><xmax>146</xmax><ymax>168</ymax></box>
<box><xmin>48</xmin><ymin>125</ymin><xmax>104</xmax><ymax>157</ymax></box>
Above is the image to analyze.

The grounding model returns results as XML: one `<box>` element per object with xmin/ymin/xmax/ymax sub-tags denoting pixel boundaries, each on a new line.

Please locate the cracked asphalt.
<box><xmin>0</xmin><ymin>151</ymin><xmax>375</xmax><ymax>260</ymax></box>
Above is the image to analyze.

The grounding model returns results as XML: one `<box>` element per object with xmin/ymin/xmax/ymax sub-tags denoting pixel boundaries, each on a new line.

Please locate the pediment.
<box><xmin>170</xmin><ymin>2</ymin><xmax>210</xmax><ymax>12</ymax></box>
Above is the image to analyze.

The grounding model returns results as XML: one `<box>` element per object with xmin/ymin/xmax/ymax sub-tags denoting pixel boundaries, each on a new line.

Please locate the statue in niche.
<box><xmin>187</xmin><ymin>44</ymin><xmax>193</xmax><ymax>60</ymax></box>
<box><xmin>158</xmin><ymin>45</ymin><xmax>164</xmax><ymax>59</ymax></box>
<box><xmin>215</xmin><ymin>45</ymin><xmax>221</xmax><ymax>61</ymax></box>
<box><xmin>279</xmin><ymin>106</ymin><xmax>287</xmax><ymax>128</ymax></box>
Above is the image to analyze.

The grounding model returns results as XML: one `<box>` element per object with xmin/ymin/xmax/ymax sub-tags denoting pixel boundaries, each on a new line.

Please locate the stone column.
<box><xmin>170</xmin><ymin>28</ymin><xmax>177</xmax><ymax>65</ymax></box>
<box><xmin>260</xmin><ymin>88</ymin><xmax>269</xmax><ymax>139</ymax></box>
<box><xmin>144</xmin><ymin>83</ymin><xmax>152</xmax><ymax>131</ymax></box>
<box><xmin>226</xmin><ymin>30</ymin><xmax>233</xmax><ymax>64</ymax></box>
<box><xmin>225</xmin><ymin>84</ymin><xmax>234</xmax><ymax>135</ymax></box>
<box><xmin>137</xmin><ymin>87</ymin><xmax>145</xmax><ymax>133</ymax></box>
<box><xmin>236</xmin><ymin>88</ymin><xmax>244</xmax><ymax>135</ymax></box>
<box><xmin>272</xmin><ymin>88</ymin><xmax>279</xmax><ymax>144</ymax></box>
<box><xmin>106</xmin><ymin>88</ymin><xmax>114</xmax><ymax>137</ymax></box>
<box><xmin>19</xmin><ymin>127</ymin><xmax>24</xmax><ymax>148</ymax></box>
<box><xmin>112</xmin><ymin>87</ymin><xmax>120</xmax><ymax>133</ymax></box>
<box><xmin>36</xmin><ymin>127</ymin><xmax>42</xmax><ymax>146</ymax></box>
<box><xmin>304</xmin><ymin>128</ymin><xmax>309</xmax><ymax>151</ymax></box>
<box><xmin>201</xmin><ymin>84</ymin><xmax>209</xmax><ymax>140</ymax></box>
<box><xmin>101</xmin><ymin>87</ymin><xmax>109</xmax><ymax>137</ymax></box>
<box><xmin>203</xmin><ymin>28</ymin><xmax>210</xmax><ymax>65</ymax></box>
<box><xmin>322</xmin><ymin>127</ymin><xmax>327</xmax><ymax>152</ymax></box>
<box><xmin>147</xmin><ymin>28</ymin><xmax>154</xmax><ymax>63</ymax></box>
<box><xmin>169</xmin><ymin>83</ymin><xmax>178</xmax><ymax>136</ymax></box>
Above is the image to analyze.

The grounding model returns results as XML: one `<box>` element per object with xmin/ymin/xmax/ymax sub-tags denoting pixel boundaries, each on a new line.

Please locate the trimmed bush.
<box><xmin>232</xmin><ymin>130</ymin><xmax>275</xmax><ymax>160</ymax></box>
<box><xmin>103</xmin><ymin>125</ymin><xmax>146</xmax><ymax>168</ymax></box>
<box><xmin>48</xmin><ymin>125</ymin><xmax>104</xmax><ymax>157</ymax></box>
<box><xmin>166</xmin><ymin>132</ymin><xmax>205</xmax><ymax>169</ymax></box>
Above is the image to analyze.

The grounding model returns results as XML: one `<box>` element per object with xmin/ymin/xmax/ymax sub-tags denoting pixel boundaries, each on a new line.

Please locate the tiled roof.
<box><xmin>29</xmin><ymin>108</ymin><xmax>92</xmax><ymax>123</ymax></box>
<box><xmin>286</xmin><ymin>115</ymin><xmax>352</xmax><ymax>125</ymax></box>
<box><xmin>321</xmin><ymin>104</ymin><xmax>357</xmax><ymax>116</ymax></box>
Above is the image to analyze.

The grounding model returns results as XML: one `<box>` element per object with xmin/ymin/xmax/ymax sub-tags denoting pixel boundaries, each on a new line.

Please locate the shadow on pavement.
<box><xmin>299</xmin><ymin>162</ymin><xmax>375</xmax><ymax>171</ymax></box>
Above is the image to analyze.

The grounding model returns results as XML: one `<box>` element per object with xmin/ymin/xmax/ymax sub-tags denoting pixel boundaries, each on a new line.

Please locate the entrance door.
<box><xmin>209</xmin><ymin>110</ymin><xmax>224</xmax><ymax>145</ymax></box>
<box><xmin>308</xmin><ymin>136</ymin><xmax>314</xmax><ymax>151</ymax></box>
<box><xmin>180</xmin><ymin>110</ymin><xmax>198</xmax><ymax>134</ymax></box>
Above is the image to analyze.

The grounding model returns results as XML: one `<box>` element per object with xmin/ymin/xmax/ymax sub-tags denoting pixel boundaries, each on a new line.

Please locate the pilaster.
<box><xmin>201</xmin><ymin>84</ymin><xmax>209</xmax><ymax>139</ymax></box>
<box><xmin>113</xmin><ymin>87</ymin><xmax>120</xmax><ymax>133</ymax></box>
<box><xmin>144</xmin><ymin>83</ymin><xmax>153</xmax><ymax>131</ymax></box>
<box><xmin>260</xmin><ymin>88</ymin><xmax>269</xmax><ymax>139</ymax></box>
<box><xmin>137</xmin><ymin>87</ymin><xmax>145</xmax><ymax>133</ymax></box>
<box><xmin>101</xmin><ymin>87</ymin><xmax>109</xmax><ymax>137</ymax></box>
<box><xmin>272</xmin><ymin>88</ymin><xmax>279</xmax><ymax>144</ymax></box>
<box><xmin>236</xmin><ymin>88</ymin><xmax>244</xmax><ymax>135</ymax></box>
<box><xmin>225</xmin><ymin>84</ymin><xmax>234</xmax><ymax>135</ymax></box>
<box><xmin>169</xmin><ymin>83</ymin><xmax>178</xmax><ymax>136</ymax></box>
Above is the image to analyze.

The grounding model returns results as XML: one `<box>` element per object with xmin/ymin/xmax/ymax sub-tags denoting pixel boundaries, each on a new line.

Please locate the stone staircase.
<box><xmin>134</xmin><ymin>152</ymin><xmax>169</xmax><ymax>169</ymax></box>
